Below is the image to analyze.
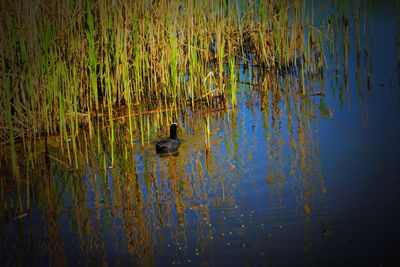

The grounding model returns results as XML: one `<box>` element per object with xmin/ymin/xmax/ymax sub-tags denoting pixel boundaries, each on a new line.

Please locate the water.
<box><xmin>1</xmin><ymin>1</ymin><xmax>400</xmax><ymax>266</ymax></box>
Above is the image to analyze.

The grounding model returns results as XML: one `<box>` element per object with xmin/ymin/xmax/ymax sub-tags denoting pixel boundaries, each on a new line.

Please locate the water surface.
<box><xmin>1</xmin><ymin>1</ymin><xmax>400</xmax><ymax>266</ymax></box>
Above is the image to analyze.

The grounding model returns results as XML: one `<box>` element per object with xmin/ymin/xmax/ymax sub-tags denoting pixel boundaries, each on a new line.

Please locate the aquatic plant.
<box><xmin>0</xmin><ymin>0</ymin><xmax>346</xmax><ymax>214</ymax></box>
<box><xmin>0</xmin><ymin>0</ymin><xmax>332</xmax><ymax>144</ymax></box>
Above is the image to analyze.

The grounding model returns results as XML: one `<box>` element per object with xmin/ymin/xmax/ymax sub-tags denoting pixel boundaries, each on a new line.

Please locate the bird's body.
<box><xmin>155</xmin><ymin>138</ymin><xmax>180</xmax><ymax>153</ymax></box>
<box><xmin>155</xmin><ymin>123</ymin><xmax>180</xmax><ymax>154</ymax></box>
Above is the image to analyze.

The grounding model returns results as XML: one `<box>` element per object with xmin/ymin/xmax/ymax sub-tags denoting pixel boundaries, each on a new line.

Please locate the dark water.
<box><xmin>2</xmin><ymin>1</ymin><xmax>400</xmax><ymax>266</ymax></box>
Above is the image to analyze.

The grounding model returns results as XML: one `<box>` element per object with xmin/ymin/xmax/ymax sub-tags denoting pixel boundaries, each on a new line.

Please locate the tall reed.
<box><xmin>0</xmin><ymin>0</ymin><xmax>336</xmax><ymax>190</ymax></box>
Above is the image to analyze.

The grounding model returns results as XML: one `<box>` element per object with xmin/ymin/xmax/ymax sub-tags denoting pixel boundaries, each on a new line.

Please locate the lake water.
<box><xmin>1</xmin><ymin>1</ymin><xmax>400</xmax><ymax>266</ymax></box>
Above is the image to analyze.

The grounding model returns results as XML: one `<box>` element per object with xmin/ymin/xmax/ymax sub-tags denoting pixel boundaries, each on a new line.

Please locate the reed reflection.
<box><xmin>255</xmin><ymin>68</ymin><xmax>333</xmax><ymax>258</ymax></box>
<box><xmin>2</xmin><ymin>69</ymin><xmax>335</xmax><ymax>265</ymax></box>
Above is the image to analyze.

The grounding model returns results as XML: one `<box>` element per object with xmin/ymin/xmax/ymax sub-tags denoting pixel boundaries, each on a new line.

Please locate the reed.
<box><xmin>0</xmin><ymin>0</ymin><xmax>332</xmax><ymax>145</ymax></box>
<box><xmin>4</xmin><ymin>76</ymin><xmax>23</xmax><ymax>213</ymax></box>
<box><xmin>0</xmin><ymin>0</ymin><xmax>339</xmax><ymax>214</ymax></box>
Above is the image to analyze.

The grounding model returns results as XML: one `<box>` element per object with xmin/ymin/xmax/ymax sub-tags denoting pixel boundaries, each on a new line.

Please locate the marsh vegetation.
<box><xmin>1</xmin><ymin>0</ymin><xmax>399</xmax><ymax>265</ymax></box>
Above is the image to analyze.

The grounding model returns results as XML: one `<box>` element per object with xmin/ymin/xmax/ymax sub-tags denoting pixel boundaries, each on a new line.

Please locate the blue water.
<box><xmin>2</xmin><ymin>1</ymin><xmax>400</xmax><ymax>266</ymax></box>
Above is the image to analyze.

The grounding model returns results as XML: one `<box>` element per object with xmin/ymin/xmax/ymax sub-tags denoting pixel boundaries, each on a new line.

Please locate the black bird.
<box><xmin>155</xmin><ymin>123</ymin><xmax>180</xmax><ymax>154</ymax></box>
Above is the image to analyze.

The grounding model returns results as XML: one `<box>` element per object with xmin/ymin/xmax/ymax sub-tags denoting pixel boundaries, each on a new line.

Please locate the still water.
<box><xmin>2</xmin><ymin>1</ymin><xmax>400</xmax><ymax>266</ymax></box>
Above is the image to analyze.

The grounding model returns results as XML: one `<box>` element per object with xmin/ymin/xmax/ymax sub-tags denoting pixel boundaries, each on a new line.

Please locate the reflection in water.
<box><xmin>2</xmin><ymin>74</ymin><xmax>330</xmax><ymax>264</ymax></box>
<box><xmin>257</xmin><ymin>69</ymin><xmax>330</xmax><ymax>260</ymax></box>
<box><xmin>1</xmin><ymin>1</ymin><xmax>400</xmax><ymax>266</ymax></box>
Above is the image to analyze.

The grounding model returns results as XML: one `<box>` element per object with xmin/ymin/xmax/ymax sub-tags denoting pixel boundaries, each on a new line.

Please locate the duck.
<box><xmin>155</xmin><ymin>123</ymin><xmax>180</xmax><ymax>154</ymax></box>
